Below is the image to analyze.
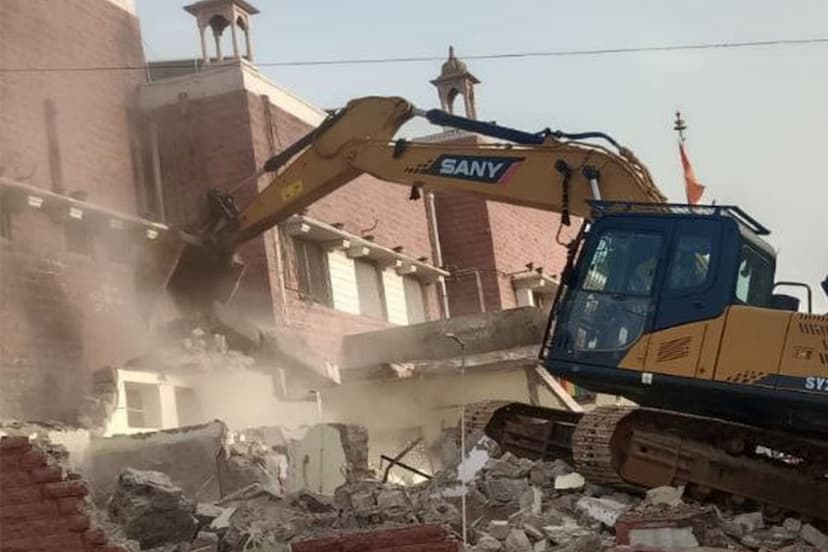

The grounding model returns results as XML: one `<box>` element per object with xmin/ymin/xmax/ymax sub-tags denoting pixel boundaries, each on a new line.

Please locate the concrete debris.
<box><xmin>575</xmin><ymin>496</ymin><xmax>630</xmax><ymax>527</ymax></box>
<box><xmin>518</xmin><ymin>487</ymin><xmax>542</xmax><ymax>514</ymax></box>
<box><xmin>190</xmin><ymin>531</ymin><xmax>220</xmax><ymax>552</ymax></box>
<box><xmin>800</xmin><ymin>524</ymin><xmax>828</xmax><ymax>549</ymax></box>
<box><xmin>741</xmin><ymin>526</ymin><xmax>798</xmax><ymax>550</ymax></box>
<box><xmin>107</xmin><ymin>468</ymin><xmax>199</xmax><ymax>549</ymax></box>
<box><xmin>475</xmin><ymin>534</ymin><xmax>504</xmax><ymax>551</ymax></box>
<box><xmin>542</xmin><ymin>459</ymin><xmax>574</xmax><ymax>479</ymax></box>
<box><xmin>217</xmin><ymin>440</ymin><xmax>284</xmax><ymax>497</ymax></box>
<box><xmin>207</xmin><ymin>507</ymin><xmax>235</xmax><ymax>534</ymax></box>
<box><xmin>129</xmin><ymin>325</ymin><xmax>257</xmax><ymax>376</ymax></box>
<box><xmin>733</xmin><ymin>511</ymin><xmax>765</xmax><ymax>533</ymax></box>
<box><xmin>75</xmin><ymin>426</ymin><xmax>819</xmax><ymax>551</ymax></box>
<box><xmin>196</xmin><ymin>502</ymin><xmax>229</xmax><ymax>529</ymax></box>
<box><xmin>484</xmin><ymin>452</ymin><xmax>531</xmax><ymax>479</ymax></box>
<box><xmin>554</xmin><ymin>472</ymin><xmax>585</xmax><ymax>491</ymax></box>
<box><xmin>784</xmin><ymin>517</ymin><xmax>804</xmax><ymax>534</ymax></box>
<box><xmin>643</xmin><ymin>485</ymin><xmax>684</xmax><ymax>507</ymax></box>
<box><xmin>504</xmin><ymin>528</ymin><xmax>532</xmax><ymax>552</ymax></box>
<box><xmin>555</xmin><ymin>533</ymin><xmax>602</xmax><ymax>552</ymax></box>
<box><xmin>488</xmin><ymin>520</ymin><xmax>511</xmax><ymax>541</ymax></box>
<box><xmin>629</xmin><ymin>524</ymin><xmax>699</xmax><ymax>548</ymax></box>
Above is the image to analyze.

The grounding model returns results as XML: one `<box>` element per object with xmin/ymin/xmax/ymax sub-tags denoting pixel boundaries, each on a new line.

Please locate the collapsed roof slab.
<box><xmin>341</xmin><ymin>307</ymin><xmax>549</xmax><ymax>371</ymax></box>
<box><xmin>340</xmin><ymin>307</ymin><xmax>583</xmax><ymax>412</ymax></box>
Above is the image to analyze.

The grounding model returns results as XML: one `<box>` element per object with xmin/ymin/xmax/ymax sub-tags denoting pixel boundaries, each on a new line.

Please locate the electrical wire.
<box><xmin>1</xmin><ymin>37</ymin><xmax>827</xmax><ymax>73</ymax></box>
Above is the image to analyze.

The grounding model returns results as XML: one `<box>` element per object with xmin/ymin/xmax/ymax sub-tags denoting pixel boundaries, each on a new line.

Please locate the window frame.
<box><xmin>662</xmin><ymin>219</ymin><xmax>720</xmax><ymax>298</ymax></box>
<box><xmin>733</xmin><ymin>244</ymin><xmax>775</xmax><ymax>308</ymax></box>
<box><xmin>354</xmin><ymin>257</ymin><xmax>388</xmax><ymax>320</ymax></box>
<box><xmin>579</xmin><ymin>229</ymin><xmax>664</xmax><ymax>298</ymax></box>
<box><xmin>293</xmin><ymin>238</ymin><xmax>333</xmax><ymax>307</ymax></box>
<box><xmin>403</xmin><ymin>275</ymin><xmax>428</xmax><ymax>324</ymax></box>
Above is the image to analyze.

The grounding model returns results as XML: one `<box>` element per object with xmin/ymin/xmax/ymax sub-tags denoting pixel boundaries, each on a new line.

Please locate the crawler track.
<box><xmin>473</xmin><ymin>402</ymin><xmax>828</xmax><ymax>521</ymax></box>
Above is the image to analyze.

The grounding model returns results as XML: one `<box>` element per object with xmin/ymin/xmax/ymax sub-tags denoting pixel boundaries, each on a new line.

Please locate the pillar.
<box><xmin>230</xmin><ymin>19</ymin><xmax>240</xmax><ymax>58</ymax></box>
<box><xmin>244</xmin><ymin>27</ymin><xmax>254</xmax><ymax>61</ymax></box>
<box><xmin>213</xmin><ymin>29</ymin><xmax>223</xmax><ymax>61</ymax></box>
<box><xmin>198</xmin><ymin>26</ymin><xmax>208</xmax><ymax>63</ymax></box>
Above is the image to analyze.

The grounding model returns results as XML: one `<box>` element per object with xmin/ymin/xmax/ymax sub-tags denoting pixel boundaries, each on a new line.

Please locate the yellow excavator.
<box><xmin>153</xmin><ymin>96</ymin><xmax>827</xmax><ymax>520</ymax></box>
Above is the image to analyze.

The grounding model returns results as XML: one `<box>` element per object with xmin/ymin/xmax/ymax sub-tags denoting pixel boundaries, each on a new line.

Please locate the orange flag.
<box><xmin>680</xmin><ymin>142</ymin><xmax>705</xmax><ymax>204</ymax></box>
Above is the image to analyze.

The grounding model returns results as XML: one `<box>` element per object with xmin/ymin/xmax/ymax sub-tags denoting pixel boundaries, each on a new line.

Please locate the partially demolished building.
<box><xmin>1</xmin><ymin>0</ymin><xmax>575</xmax><ymax>454</ymax></box>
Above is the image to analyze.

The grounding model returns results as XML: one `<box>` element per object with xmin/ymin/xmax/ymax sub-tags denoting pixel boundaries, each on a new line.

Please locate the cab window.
<box><xmin>582</xmin><ymin>230</ymin><xmax>662</xmax><ymax>296</ymax></box>
<box><xmin>667</xmin><ymin>234</ymin><xmax>713</xmax><ymax>291</ymax></box>
<box><xmin>734</xmin><ymin>245</ymin><xmax>774</xmax><ymax>307</ymax></box>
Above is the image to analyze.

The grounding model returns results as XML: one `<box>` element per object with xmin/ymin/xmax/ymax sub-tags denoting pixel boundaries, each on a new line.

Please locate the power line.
<box><xmin>2</xmin><ymin>36</ymin><xmax>827</xmax><ymax>73</ymax></box>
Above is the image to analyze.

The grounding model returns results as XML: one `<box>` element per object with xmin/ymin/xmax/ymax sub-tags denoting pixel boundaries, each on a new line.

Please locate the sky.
<box><xmin>136</xmin><ymin>0</ymin><xmax>828</xmax><ymax>311</ymax></box>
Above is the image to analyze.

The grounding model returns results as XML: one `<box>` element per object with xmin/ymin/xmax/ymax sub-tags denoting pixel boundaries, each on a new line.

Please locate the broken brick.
<box><xmin>42</xmin><ymin>480</ymin><xmax>89</xmax><ymax>499</ymax></box>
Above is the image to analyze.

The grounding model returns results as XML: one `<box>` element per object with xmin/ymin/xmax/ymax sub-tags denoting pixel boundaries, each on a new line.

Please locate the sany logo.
<box><xmin>426</xmin><ymin>155</ymin><xmax>524</xmax><ymax>184</ymax></box>
<box><xmin>805</xmin><ymin>376</ymin><xmax>828</xmax><ymax>391</ymax></box>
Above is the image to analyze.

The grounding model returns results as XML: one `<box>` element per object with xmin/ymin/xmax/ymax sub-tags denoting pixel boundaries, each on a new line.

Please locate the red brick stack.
<box><xmin>0</xmin><ymin>436</ymin><xmax>128</xmax><ymax>552</ymax></box>
<box><xmin>291</xmin><ymin>524</ymin><xmax>461</xmax><ymax>552</ymax></box>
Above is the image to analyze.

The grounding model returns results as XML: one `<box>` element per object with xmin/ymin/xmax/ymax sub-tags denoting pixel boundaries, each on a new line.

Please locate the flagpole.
<box><xmin>673</xmin><ymin>110</ymin><xmax>687</xmax><ymax>143</ymax></box>
<box><xmin>674</xmin><ymin>110</ymin><xmax>706</xmax><ymax>205</ymax></box>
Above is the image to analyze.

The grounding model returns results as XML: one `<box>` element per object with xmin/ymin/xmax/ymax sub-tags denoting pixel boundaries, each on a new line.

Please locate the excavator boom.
<box><xmin>238</xmin><ymin>96</ymin><xmax>663</xmax><ymax>245</ymax></box>
<box><xmin>162</xmin><ymin>96</ymin><xmax>665</xmax><ymax>310</ymax></box>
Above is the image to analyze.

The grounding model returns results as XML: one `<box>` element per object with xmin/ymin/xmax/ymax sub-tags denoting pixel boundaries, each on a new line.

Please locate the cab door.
<box><xmin>549</xmin><ymin>216</ymin><xmax>673</xmax><ymax>369</ymax></box>
<box><xmin>644</xmin><ymin>218</ymin><xmax>731</xmax><ymax>379</ymax></box>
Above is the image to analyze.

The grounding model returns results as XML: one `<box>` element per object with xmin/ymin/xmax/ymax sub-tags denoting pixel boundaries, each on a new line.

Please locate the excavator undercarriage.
<box><xmin>468</xmin><ymin>401</ymin><xmax>828</xmax><ymax>522</ymax></box>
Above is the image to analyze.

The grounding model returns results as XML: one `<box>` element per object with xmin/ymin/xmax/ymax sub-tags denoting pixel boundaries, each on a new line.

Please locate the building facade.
<box><xmin>0</xmin><ymin>0</ymin><xmax>157</xmax><ymax>421</ymax></box>
<box><xmin>0</xmin><ymin>0</ymin><xmax>578</xmax><ymax>442</ymax></box>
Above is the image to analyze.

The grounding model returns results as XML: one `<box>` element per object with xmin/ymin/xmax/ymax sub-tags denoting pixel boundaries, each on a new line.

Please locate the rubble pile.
<box><xmin>218</xmin><ymin>439</ymin><xmax>286</xmax><ymax>497</ymax></box>
<box><xmin>128</xmin><ymin>326</ymin><xmax>257</xmax><ymax>376</ymax></box>
<box><xmin>98</xmin><ymin>439</ymin><xmax>824</xmax><ymax>552</ymax></box>
<box><xmin>107</xmin><ymin>468</ymin><xmax>199</xmax><ymax>549</ymax></box>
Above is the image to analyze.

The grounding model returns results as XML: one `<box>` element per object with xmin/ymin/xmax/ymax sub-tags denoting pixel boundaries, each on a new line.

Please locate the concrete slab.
<box><xmin>341</xmin><ymin>307</ymin><xmax>548</xmax><ymax>370</ymax></box>
<box><xmin>86</xmin><ymin>420</ymin><xmax>226</xmax><ymax>505</ymax></box>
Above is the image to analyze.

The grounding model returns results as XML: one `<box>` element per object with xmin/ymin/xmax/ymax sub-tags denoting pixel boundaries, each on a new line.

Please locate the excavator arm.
<box><xmin>236</xmin><ymin>96</ymin><xmax>664</xmax><ymax>245</ymax></box>
<box><xmin>162</xmin><ymin>96</ymin><xmax>666</xmax><ymax>311</ymax></box>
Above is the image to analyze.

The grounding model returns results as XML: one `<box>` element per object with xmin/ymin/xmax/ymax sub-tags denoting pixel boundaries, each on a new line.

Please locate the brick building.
<box><xmin>0</xmin><ymin>0</ymin><xmax>576</xmax><ymax>438</ymax></box>
<box><xmin>0</xmin><ymin>0</ymin><xmax>159</xmax><ymax>421</ymax></box>
<box><xmin>423</xmin><ymin>48</ymin><xmax>578</xmax><ymax>317</ymax></box>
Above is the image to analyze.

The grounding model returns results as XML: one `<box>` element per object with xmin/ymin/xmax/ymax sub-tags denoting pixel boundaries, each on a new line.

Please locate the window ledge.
<box><xmin>284</xmin><ymin>214</ymin><xmax>449</xmax><ymax>283</ymax></box>
<box><xmin>0</xmin><ymin>176</ymin><xmax>170</xmax><ymax>240</ymax></box>
<box><xmin>512</xmin><ymin>270</ymin><xmax>559</xmax><ymax>293</ymax></box>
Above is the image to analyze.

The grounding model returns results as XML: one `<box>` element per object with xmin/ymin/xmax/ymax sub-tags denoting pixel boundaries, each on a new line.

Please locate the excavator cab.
<box><xmin>543</xmin><ymin>201</ymin><xmax>777</xmax><ymax>395</ymax></box>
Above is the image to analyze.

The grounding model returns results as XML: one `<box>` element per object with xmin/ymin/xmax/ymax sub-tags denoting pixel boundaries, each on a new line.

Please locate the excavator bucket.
<box><xmin>166</xmin><ymin>240</ymin><xmax>246</xmax><ymax>311</ymax></box>
<box><xmin>133</xmin><ymin>229</ymin><xmax>245</xmax><ymax>318</ymax></box>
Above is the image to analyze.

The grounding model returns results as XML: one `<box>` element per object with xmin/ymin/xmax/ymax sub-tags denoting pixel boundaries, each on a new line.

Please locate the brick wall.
<box><xmin>146</xmin><ymin>90</ymin><xmax>276</xmax><ymax>325</ymax></box>
<box><xmin>434</xmin><ymin>189</ymin><xmax>501</xmax><ymax>316</ymax></box>
<box><xmin>487</xmin><ymin>203</ymin><xmax>579</xmax><ymax>309</ymax></box>
<box><xmin>143</xmin><ymin>85</ymin><xmax>443</xmax><ymax>363</ymax></box>
<box><xmin>0</xmin><ymin>213</ymin><xmax>151</xmax><ymax>421</ymax></box>
<box><xmin>0</xmin><ymin>0</ymin><xmax>151</xmax><ymax>422</ymax></box>
<box><xmin>0</xmin><ymin>0</ymin><xmax>146</xmax><ymax>211</ymax></box>
<box><xmin>247</xmin><ymin>93</ymin><xmax>441</xmax><ymax>361</ymax></box>
<box><xmin>291</xmin><ymin>524</ymin><xmax>460</xmax><ymax>552</ymax></box>
<box><xmin>427</xmin><ymin>133</ymin><xmax>578</xmax><ymax>315</ymax></box>
<box><xmin>0</xmin><ymin>436</ymin><xmax>128</xmax><ymax>552</ymax></box>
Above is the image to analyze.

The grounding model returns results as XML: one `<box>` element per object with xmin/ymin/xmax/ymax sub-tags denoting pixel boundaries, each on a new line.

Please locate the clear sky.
<box><xmin>136</xmin><ymin>0</ymin><xmax>828</xmax><ymax>310</ymax></box>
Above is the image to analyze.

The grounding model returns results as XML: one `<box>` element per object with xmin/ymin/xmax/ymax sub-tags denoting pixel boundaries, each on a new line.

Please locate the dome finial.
<box><xmin>449</xmin><ymin>45</ymin><xmax>455</xmax><ymax>59</ymax></box>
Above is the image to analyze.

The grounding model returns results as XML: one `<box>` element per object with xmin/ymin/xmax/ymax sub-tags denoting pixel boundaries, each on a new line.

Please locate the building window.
<box><xmin>124</xmin><ymin>382</ymin><xmax>162</xmax><ymax>429</ymax></box>
<box><xmin>294</xmin><ymin>238</ymin><xmax>332</xmax><ymax>306</ymax></box>
<box><xmin>355</xmin><ymin>258</ymin><xmax>387</xmax><ymax>319</ymax></box>
<box><xmin>404</xmin><ymin>276</ymin><xmax>427</xmax><ymax>324</ymax></box>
